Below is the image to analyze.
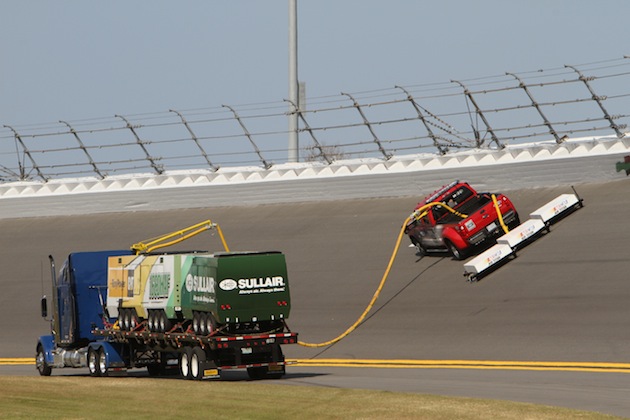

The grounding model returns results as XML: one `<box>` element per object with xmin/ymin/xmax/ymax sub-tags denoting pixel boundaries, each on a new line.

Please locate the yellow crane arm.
<box><xmin>131</xmin><ymin>219</ymin><xmax>230</xmax><ymax>254</ymax></box>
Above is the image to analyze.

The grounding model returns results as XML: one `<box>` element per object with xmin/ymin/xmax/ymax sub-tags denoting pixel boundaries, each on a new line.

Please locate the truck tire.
<box><xmin>445</xmin><ymin>240</ymin><xmax>465</xmax><ymax>260</ymax></box>
<box><xmin>88</xmin><ymin>348</ymin><xmax>101</xmax><ymax>377</ymax></box>
<box><xmin>203</xmin><ymin>313</ymin><xmax>216</xmax><ymax>336</ymax></box>
<box><xmin>36</xmin><ymin>344</ymin><xmax>52</xmax><ymax>376</ymax></box>
<box><xmin>158</xmin><ymin>311</ymin><xmax>172</xmax><ymax>333</ymax></box>
<box><xmin>192</xmin><ymin>312</ymin><xmax>202</xmax><ymax>335</ymax></box>
<box><xmin>411</xmin><ymin>237</ymin><xmax>426</xmax><ymax>257</ymax></box>
<box><xmin>97</xmin><ymin>348</ymin><xmax>108</xmax><ymax>376</ymax></box>
<box><xmin>179</xmin><ymin>347</ymin><xmax>193</xmax><ymax>380</ymax></box>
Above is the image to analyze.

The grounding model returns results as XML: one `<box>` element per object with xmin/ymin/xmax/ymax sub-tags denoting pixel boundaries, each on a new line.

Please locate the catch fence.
<box><xmin>1</xmin><ymin>57</ymin><xmax>629</xmax><ymax>182</ymax></box>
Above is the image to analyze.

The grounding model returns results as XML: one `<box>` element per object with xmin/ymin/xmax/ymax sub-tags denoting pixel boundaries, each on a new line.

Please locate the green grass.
<box><xmin>0</xmin><ymin>376</ymin><xmax>621</xmax><ymax>420</ymax></box>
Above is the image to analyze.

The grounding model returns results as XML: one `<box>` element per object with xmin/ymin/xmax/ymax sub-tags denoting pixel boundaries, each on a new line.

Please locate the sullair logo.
<box><xmin>219</xmin><ymin>278</ymin><xmax>238</xmax><ymax>291</ymax></box>
<box><xmin>185</xmin><ymin>274</ymin><xmax>216</xmax><ymax>294</ymax></box>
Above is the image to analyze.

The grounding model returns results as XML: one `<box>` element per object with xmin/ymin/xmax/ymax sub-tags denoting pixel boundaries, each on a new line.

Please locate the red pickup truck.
<box><xmin>405</xmin><ymin>181</ymin><xmax>520</xmax><ymax>259</ymax></box>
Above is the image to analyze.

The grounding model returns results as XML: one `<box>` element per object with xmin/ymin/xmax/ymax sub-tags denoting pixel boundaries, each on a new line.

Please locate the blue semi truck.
<box><xmin>36</xmin><ymin>249</ymin><xmax>298</xmax><ymax>380</ymax></box>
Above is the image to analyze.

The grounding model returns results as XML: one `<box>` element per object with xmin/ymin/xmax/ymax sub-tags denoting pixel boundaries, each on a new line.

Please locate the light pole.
<box><xmin>288</xmin><ymin>0</ymin><xmax>299</xmax><ymax>162</ymax></box>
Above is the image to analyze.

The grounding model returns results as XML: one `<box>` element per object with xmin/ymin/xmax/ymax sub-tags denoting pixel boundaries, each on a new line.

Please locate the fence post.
<box><xmin>115</xmin><ymin>115</ymin><xmax>164</xmax><ymax>175</ymax></box>
<box><xmin>284</xmin><ymin>99</ymin><xmax>332</xmax><ymax>164</ymax></box>
<box><xmin>395</xmin><ymin>85</ymin><xmax>447</xmax><ymax>154</ymax></box>
<box><xmin>169</xmin><ymin>109</ymin><xmax>218</xmax><ymax>171</ymax></box>
<box><xmin>341</xmin><ymin>92</ymin><xmax>392</xmax><ymax>160</ymax></box>
<box><xmin>59</xmin><ymin>120</ymin><xmax>105</xmax><ymax>179</ymax></box>
<box><xmin>451</xmin><ymin>80</ymin><xmax>503</xmax><ymax>149</ymax></box>
<box><xmin>222</xmin><ymin>104</ymin><xmax>271</xmax><ymax>169</ymax></box>
<box><xmin>3</xmin><ymin>125</ymin><xmax>47</xmax><ymax>181</ymax></box>
<box><xmin>565</xmin><ymin>64</ymin><xmax>625</xmax><ymax>139</ymax></box>
<box><xmin>506</xmin><ymin>72</ymin><xmax>563</xmax><ymax>143</ymax></box>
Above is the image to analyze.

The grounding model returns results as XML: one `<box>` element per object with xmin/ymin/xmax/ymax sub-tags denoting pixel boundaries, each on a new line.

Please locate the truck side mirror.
<box><xmin>41</xmin><ymin>296</ymin><xmax>48</xmax><ymax>318</ymax></box>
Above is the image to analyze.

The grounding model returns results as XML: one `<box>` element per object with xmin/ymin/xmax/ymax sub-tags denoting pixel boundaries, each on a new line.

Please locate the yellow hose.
<box><xmin>298</xmin><ymin>218</ymin><xmax>408</xmax><ymax>347</ymax></box>
<box><xmin>298</xmin><ymin>201</ymin><xmax>466</xmax><ymax>348</ymax></box>
<box><xmin>491</xmin><ymin>194</ymin><xmax>509</xmax><ymax>234</ymax></box>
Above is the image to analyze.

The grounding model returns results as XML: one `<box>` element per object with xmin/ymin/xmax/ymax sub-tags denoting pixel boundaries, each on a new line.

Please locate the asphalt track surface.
<box><xmin>1</xmin><ymin>179</ymin><xmax>629</xmax><ymax>416</ymax></box>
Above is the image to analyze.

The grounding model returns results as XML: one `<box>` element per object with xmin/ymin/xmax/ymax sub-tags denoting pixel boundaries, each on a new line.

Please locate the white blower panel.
<box><xmin>497</xmin><ymin>218</ymin><xmax>546</xmax><ymax>249</ymax></box>
<box><xmin>463</xmin><ymin>243</ymin><xmax>513</xmax><ymax>282</ymax></box>
<box><xmin>530</xmin><ymin>194</ymin><xmax>580</xmax><ymax>224</ymax></box>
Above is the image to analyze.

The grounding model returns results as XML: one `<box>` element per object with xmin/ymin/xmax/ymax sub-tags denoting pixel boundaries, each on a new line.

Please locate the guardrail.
<box><xmin>1</xmin><ymin>57</ymin><xmax>629</xmax><ymax>183</ymax></box>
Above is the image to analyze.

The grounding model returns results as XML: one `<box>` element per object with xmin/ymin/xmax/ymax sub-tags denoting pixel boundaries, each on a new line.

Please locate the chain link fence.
<box><xmin>2</xmin><ymin>57</ymin><xmax>629</xmax><ymax>182</ymax></box>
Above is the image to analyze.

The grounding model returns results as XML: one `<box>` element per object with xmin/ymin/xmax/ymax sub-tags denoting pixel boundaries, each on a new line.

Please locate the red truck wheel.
<box><xmin>445</xmin><ymin>240</ymin><xmax>465</xmax><ymax>260</ymax></box>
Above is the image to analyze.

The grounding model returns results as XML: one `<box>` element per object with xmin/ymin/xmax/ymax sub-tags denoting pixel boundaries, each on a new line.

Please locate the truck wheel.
<box><xmin>119</xmin><ymin>308</ymin><xmax>130</xmax><ymax>331</ymax></box>
<box><xmin>97</xmin><ymin>348</ymin><xmax>108</xmax><ymax>376</ymax></box>
<box><xmin>179</xmin><ymin>347</ymin><xmax>193</xmax><ymax>380</ymax></box>
<box><xmin>88</xmin><ymin>348</ymin><xmax>101</xmax><ymax>377</ymax></box>
<box><xmin>190</xmin><ymin>347</ymin><xmax>206</xmax><ymax>380</ymax></box>
<box><xmin>203</xmin><ymin>313</ymin><xmax>216</xmax><ymax>336</ymax></box>
<box><xmin>411</xmin><ymin>238</ymin><xmax>426</xmax><ymax>256</ymax></box>
<box><xmin>445</xmin><ymin>240</ymin><xmax>465</xmax><ymax>260</ymax></box>
<box><xmin>192</xmin><ymin>312</ymin><xmax>201</xmax><ymax>335</ymax></box>
<box><xmin>159</xmin><ymin>311</ymin><xmax>172</xmax><ymax>333</ymax></box>
<box><xmin>36</xmin><ymin>344</ymin><xmax>52</xmax><ymax>376</ymax></box>
<box><xmin>147</xmin><ymin>311</ymin><xmax>156</xmax><ymax>332</ymax></box>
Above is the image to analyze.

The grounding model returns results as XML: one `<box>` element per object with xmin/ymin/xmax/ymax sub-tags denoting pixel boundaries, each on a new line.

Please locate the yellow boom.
<box><xmin>131</xmin><ymin>219</ymin><xmax>230</xmax><ymax>254</ymax></box>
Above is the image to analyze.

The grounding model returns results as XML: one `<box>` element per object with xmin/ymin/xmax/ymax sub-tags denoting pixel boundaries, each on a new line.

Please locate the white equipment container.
<box><xmin>497</xmin><ymin>218</ymin><xmax>546</xmax><ymax>249</ymax></box>
<box><xmin>463</xmin><ymin>243</ymin><xmax>513</xmax><ymax>282</ymax></box>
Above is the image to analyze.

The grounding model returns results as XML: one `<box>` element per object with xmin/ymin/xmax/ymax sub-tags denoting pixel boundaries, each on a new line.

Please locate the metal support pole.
<box><xmin>451</xmin><ymin>80</ymin><xmax>503</xmax><ymax>149</ymax></box>
<box><xmin>565</xmin><ymin>64</ymin><xmax>625</xmax><ymax>139</ymax></box>
<box><xmin>287</xmin><ymin>0</ymin><xmax>299</xmax><ymax>162</ymax></box>
<box><xmin>395</xmin><ymin>85</ymin><xmax>447</xmax><ymax>154</ymax></box>
<box><xmin>341</xmin><ymin>92</ymin><xmax>392</xmax><ymax>160</ymax></box>
<box><xmin>222</xmin><ymin>104</ymin><xmax>271</xmax><ymax>169</ymax></box>
<box><xmin>169</xmin><ymin>109</ymin><xmax>218</xmax><ymax>171</ymax></box>
<box><xmin>59</xmin><ymin>120</ymin><xmax>105</xmax><ymax>179</ymax></box>
<box><xmin>115</xmin><ymin>115</ymin><xmax>164</xmax><ymax>175</ymax></box>
<box><xmin>3</xmin><ymin>124</ymin><xmax>47</xmax><ymax>181</ymax></box>
<box><xmin>284</xmin><ymin>99</ymin><xmax>332</xmax><ymax>164</ymax></box>
<box><xmin>506</xmin><ymin>72</ymin><xmax>562</xmax><ymax>143</ymax></box>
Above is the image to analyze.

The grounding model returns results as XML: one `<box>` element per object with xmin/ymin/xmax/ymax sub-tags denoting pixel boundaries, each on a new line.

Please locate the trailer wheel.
<box><xmin>190</xmin><ymin>347</ymin><xmax>206</xmax><ymax>380</ymax></box>
<box><xmin>88</xmin><ymin>348</ymin><xmax>101</xmax><ymax>377</ymax></box>
<box><xmin>97</xmin><ymin>348</ymin><xmax>108</xmax><ymax>376</ymax></box>
<box><xmin>36</xmin><ymin>344</ymin><xmax>52</xmax><ymax>376</ymax></box>
<box><xmin>179</xmin><ymin>347</ymin><xmax>193</xmax><ymax>380</ymax></box>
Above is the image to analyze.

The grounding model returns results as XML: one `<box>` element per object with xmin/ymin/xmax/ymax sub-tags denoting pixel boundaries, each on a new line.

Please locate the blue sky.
<box><xmin>2</xmin><ymin>0</ymin><xmax>629</xmax><ymax>127</ymax></box>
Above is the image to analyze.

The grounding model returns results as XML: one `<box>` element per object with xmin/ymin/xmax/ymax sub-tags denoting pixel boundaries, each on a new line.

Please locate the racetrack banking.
<box><xmin>5</xmin><ymin>358</ymin><xmax>630</xmax><ymax>373</ymax></box>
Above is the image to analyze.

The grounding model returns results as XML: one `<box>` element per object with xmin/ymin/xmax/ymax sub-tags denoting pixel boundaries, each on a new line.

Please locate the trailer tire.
<box><xmin>88</xmin><ymin>347</ymin><xmax>101</xmax><ymax>377</ymax></box>
<box><xmin>180</xmin><ymin>347</ymin><xmax>193</xmax><ymax>380</ymax></box>
<box><xmin>36</xmin><ymin>344</ymin><xmax>52</xmax><ymax>377</ymax></box>
<box><xmin>190</xmin><ymin>347</ymin><xmax>206</xmax><ymax>380</ymax></box>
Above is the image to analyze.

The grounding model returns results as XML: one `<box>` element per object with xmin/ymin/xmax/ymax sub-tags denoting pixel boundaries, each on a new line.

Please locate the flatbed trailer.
<box><xmin>88</xmin><ymin>327</ymin><xmax>298</xmax><ymax>380</ymax></box>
